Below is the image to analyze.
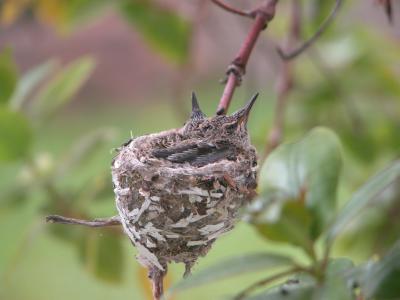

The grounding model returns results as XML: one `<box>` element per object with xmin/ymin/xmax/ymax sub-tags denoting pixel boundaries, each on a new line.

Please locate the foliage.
<box><xmin>0</xmin><ymin>50</ymin><xmax>123</xmax><ymax>283</ymax></box>
<box><xmin>0</xmin><ymin>0</ymin><xmax>191</xmax><ymax>65</ymax></box>
<box><xmin>175</xmin><ymin>128</ymin><xmax>400</xmax><ymax>299</ymax></box>
<box><xmin>1</xmin><ymin>1</ymin><xmax>400</xmax><ymax>300</ymax></box>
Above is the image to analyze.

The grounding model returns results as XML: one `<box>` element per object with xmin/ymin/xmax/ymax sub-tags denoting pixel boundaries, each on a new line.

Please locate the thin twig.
<box><xmin>234</xmin><ymin>267</ymin><xmax>303</xmax><ymax>300</ymax></box>
<box><xmin>277</xmin><ymin>0</ymin><xmax>342</xmax><ymax>60</ymax></box>
<box><xmin>378</xmin><ymin>0</ymin><xmax>393</xmax><ymax>24</ymax></box>
<box><xmin>210</xmin><ymin>0</ymin><xmax>253</xmax><ymax>18</ymax></box>
<box><xmin>46</xmin><ymin>215</ymin><xmax>121</xmax><ymax>227</ymax></box>
<box><xmin>216</xmin><ymin>0</ymin><xmax>280</xmax><ymax>115</ymax></box>
<box><xmin>263</xmin><ymin>0</ymin><xmax>301</xmax><ymax>159</ymax></box>
<box><xmin>149</xmin><ymin>266</ymin><xmax>167</xmax><ymax>300</ymax></box>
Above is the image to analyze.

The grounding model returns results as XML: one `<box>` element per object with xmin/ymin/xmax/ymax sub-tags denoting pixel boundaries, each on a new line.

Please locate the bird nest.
<box><xmin>111</xmin><ymin>129</ymin><xmax>257</xmax><ymax>275</ymax></box>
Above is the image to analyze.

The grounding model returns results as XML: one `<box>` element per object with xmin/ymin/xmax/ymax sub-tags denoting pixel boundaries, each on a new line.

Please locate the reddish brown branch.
<box><xmin>278</xmin><ymin>0</ymin><xmax>342</xmax><ymax>60</ymax></box>
<box><xmin>263</xmin><ymin>0</ymin><xmax>301</xmax><ymax>159</ymax></box>
<box><xmin>216</xmin><ymin>0</ymin><xmax>279</xmax><ymax>115</ymax></box>
<box><xmin>210</xmin><ymin>0</ymin><xmax>253</xmax><ymax>18</ymax></box>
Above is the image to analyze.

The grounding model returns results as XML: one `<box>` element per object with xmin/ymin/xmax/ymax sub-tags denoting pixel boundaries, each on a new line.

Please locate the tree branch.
<box><xmin>210</xmin><ymin>0</ymin><xmax>253</xmax><ymax>19</ymax></box>
<box><xmin>216</xmin><ymin>0</ymin><xmax>280</xmax><ymax>115</ymax></box>
<box><xmin>46</xmin><ymin>215</ymin><xmax>121</xmax><ymax>227</ymax></box>
<box><xmin>277</xmin><ymin>0</ymin><xmax>342</xmax><ymax>60</ymax></box>
<box><xmin>263</xmin><ymin>0</ymin><xmax>301</xmax><ymax>159</ymax></box>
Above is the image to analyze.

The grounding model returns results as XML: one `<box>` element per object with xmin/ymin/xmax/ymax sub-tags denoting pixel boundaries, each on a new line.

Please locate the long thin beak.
<box><xmin>235</xmin><ymin>92</ymin><xmax>259</xmax><ymax>127</ymax></box>
<box><xmin>191</xmin><ymin>92</ymin><xmax>206</xmax><ymax>120</ymax></box>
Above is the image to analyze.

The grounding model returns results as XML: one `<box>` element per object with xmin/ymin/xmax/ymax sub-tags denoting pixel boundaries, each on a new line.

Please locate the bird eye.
<box><xmin>201</xmin><ymin>124</ymin><xmax>212</xmax><ymax>131</ymax></box>
<box><xmin>224</xmin><ymin>123</ymin><xmax>237</xmax><ymax>133</ymax></box>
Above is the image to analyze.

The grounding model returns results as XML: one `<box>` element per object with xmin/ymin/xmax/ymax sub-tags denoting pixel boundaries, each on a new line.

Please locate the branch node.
<box><xmin>226</xmin><ymin>63</ymin><xmax>245</xmax><ymax>85</ymax></box>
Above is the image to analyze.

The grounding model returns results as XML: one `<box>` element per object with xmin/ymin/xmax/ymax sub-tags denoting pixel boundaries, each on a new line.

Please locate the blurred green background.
<box><xmin>1</xmin><ymin>1</ymin><xmax>399</xmax><ymax>299</ymax></box>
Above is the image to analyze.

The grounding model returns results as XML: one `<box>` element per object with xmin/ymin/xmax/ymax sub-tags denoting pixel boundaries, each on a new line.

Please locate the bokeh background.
<box><xmin>1</xmin><ymin>1</ymin><xmax>400</xmax><ymax>299</ymax></box>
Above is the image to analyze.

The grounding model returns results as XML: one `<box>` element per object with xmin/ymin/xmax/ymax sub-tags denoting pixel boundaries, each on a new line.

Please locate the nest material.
<box><xmin>111</xmin><ymin>130</ymin><xmax>257</xmax><ymax>274</ymax></box>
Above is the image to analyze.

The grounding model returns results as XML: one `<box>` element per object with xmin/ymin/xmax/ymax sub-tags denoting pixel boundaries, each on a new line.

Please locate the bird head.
<box><xmin>182</xmin><ymin>92</ymin><xmax>258</xmax><ymax>141</ymax></box>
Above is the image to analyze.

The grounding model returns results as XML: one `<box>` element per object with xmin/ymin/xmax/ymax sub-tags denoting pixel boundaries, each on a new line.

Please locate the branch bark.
<box><xmin>216</xmin><ymin>0</ymin><xmax>280</xmax><ymax>115</ymax></box>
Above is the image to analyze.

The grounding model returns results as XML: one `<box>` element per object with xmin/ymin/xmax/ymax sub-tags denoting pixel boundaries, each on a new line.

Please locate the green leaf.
<box><xmin>245</xmin><ymin>274</ymin><xmax>316</xmax><ymax>300</ymax></box>
<box><xmin>250</xmin><ymin>127</ymin><xmax>342</xmax><ymax>244</ymax></box>
<box><xmin>328</xmin><ymin>160</ymin><xmax>400</xmax><ymax>241</ymax></box>
<box><xmin>246</xmin><ymin>284</ymin><xmax>315</xmax><ymax>300</ymax></box>
<box><xmin>120</xmin><ymin>0</ymin><xmax>191</xmax><ymax>64</ymax></box>
<box><xmin>0</xmin><ymin>48</ymin><xmax>18</xmax><ymax>104</ymax></box>
<box><xmin>254</xmin><ymin>202</ymin><xmax>313</xmax><ymax>251</ymax></box>
<box><xmin>313</xmin><ymin>258</ymin><xmax>355</xmax><ymax>300</ymax></box>
<box><xmin>9</xmin><ymin>59</ymin><xmax>58</xmax><ymax>111</ymax></box>
<box><xmin>245</xmin><ymin>259</ymin><xmax>356</xmax><ymax>300</ymax></box>
<box><xmin>31</xmin><ymin>56</ymin><xmax>95</xmax><ymax>119</ymax></box>
<box><xmin>359</xmin><ymin>240</ymin><xmax>400</xmax><ymax>299</ymax></box>
<box><xmin>0</xmin><ymin>108</ymin><xmax>32</xmax><ymax>162</ymax></box>
<box><xmin>78</xmin><ymin>229</ymin><xmax>124</xmax><ymax>283</ymax></box>
<box><xmin>171</xmin><ymin>253</ymin><xmax>295</xmax><ymax>292</ymax></box>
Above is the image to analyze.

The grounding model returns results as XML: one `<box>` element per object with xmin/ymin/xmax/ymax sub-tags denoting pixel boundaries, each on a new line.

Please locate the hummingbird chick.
<box><xmin>111</xmin><ymin>93</ymin><xmax>258</xmax><ymax>281</ymax></box>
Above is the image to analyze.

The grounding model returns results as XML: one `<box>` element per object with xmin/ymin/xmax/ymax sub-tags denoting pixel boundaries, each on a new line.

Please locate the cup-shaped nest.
<box><xmin>111</xmin><ymin>130</ymin><xmax>257</xmax><ymax>274</ymax></box>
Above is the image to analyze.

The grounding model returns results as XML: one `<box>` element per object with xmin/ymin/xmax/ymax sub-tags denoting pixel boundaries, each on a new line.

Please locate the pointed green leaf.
<box><xmin>0</xmin><ymin>48</ymin><xmax>18</xmax><ymax>104</ymax></box>
<box><xmin>254</xmin><ymin>202</ymin><xmax>313</xmax><ymax>251</ymax></box>
<box><xmin>0</xmin><ymin>108</ymin><xmax>32</xmax><ymax>162</ymax></box>
<box><xmin>246</xmin><ymin>259</ymin><xmax>355</xmax><ymax>300</ymax></box>
<box><xmin>172</xmin><ymin>253</ymin><xmax>295</xmax><ymax>292</ymax></box>
<box><xmin>9</xmin><ymin>59</ymin><xmax>58</xmax><ymax>111</ymax></box>
<box><xmin>120</xmin><ymin>0</ymin><xmax>191</xmax><ymax>64</ymax></box>
<box><xmin>313</xmin><ymin>258</ymin><xmax>355</xmax><ymax>300</ymax></box>
<box><xmin>32</xmin><ymin>56</ymin><xmax>95</xmax><ymax>119</ymax></box>
<box><xmin>250</xmin><ymin>127</ymin><xmax>342</xmax><ymax>245</ymax></box>
<box><xmin>328</xmin><ymin>160</ymin><xmax>400</xmax><ymax>241</ymax></box>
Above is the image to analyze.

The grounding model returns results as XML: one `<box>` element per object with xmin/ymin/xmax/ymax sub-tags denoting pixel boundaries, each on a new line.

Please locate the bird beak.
<box><xmin>234</xmin><ymin>92</ymin><xmax>259</xmax><ymax>128</ymax></box>
<box><xmin>190</xmin><ymin>92</ymin><xmax>206</xmax><ymax>120</ymax></box>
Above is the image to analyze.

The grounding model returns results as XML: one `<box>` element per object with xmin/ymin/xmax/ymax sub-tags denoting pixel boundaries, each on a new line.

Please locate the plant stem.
<box><xmin>234</xmin><ymin>267</ymin><xmax>303</xmax><ymax>300</ymax></box>
<box><xmin>263</xmin><ymin>0</ymin><xmax>301</xmax><ymax>159</ymax></box>
<box><xmin>149</xmin><ymin>266</ymin><xmax>167</xmax><ymax>300</ymax></box>
<box><xmin>216</xmin><ymin>0</ymin><xmax>280</xmax><ymax>115</ymax></box>
<box><xmin>210</xmin><ymin>0</ymin><xmax>253</xmax><ymax>18</ymax></box>
<box><xmin>46</xmin><ymin>215</ymin><xmax>121</xmax><ymax>227</ymax></box>
<box><xmin>278</xmin><ymin>0</ymin><xmax>342</xmax><ymax>60</ymax></box>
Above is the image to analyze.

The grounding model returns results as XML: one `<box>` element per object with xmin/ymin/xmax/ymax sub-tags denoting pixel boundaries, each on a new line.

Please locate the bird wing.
<box><xmin>152</xmin><ymin>141</ymin><xmax>233</xmax><ymax>167</ymax></box>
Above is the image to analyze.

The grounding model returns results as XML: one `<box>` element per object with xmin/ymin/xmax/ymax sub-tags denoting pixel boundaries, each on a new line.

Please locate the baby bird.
<box><xmin>152</xmin><ymin>92</ymin><xmax>258</xmax><ymax>167</ymax></box>
<box><xmin>111</xmin><ymin>93</ymin><xmax>258</xmax><ymax>297</ymax></box>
